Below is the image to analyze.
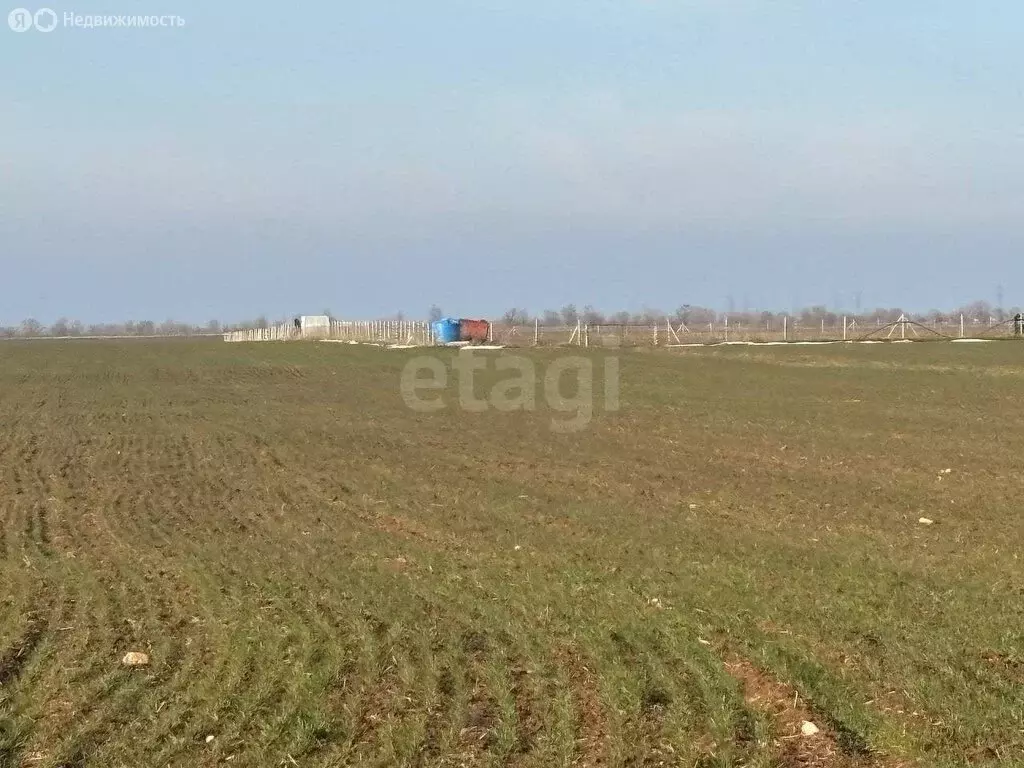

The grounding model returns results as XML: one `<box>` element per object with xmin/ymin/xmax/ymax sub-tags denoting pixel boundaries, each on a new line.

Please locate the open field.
<box><xmin>0</xmin><ymin>340</ymin><xmax>1022</xmax><ymax>767</ymax></box>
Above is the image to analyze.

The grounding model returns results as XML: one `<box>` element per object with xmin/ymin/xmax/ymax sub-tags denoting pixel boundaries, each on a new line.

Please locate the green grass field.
<box><xmin>0</xmin><ymin>339</ymin><xmax>1022</xmax><ymax>767</ymax></box>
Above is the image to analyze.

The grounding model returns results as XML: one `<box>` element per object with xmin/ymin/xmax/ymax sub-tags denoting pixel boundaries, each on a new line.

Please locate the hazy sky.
<box><xmin>2</xmin><ymin>1</ymin><xmax>1022</xmax><ymax>324</ymax></box>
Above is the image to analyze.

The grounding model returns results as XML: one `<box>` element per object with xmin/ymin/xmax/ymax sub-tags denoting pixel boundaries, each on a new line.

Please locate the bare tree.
<box><xmin>688</xmin><ymin>306</ymin><xmax>716</xmax><ymax>325</ymax></box>
<box><xmin>799</xmin><ymin>305</ymin><xmax>829</xmax><ymax>324</ymax></box>
<box><xmin>502</xmin><ymin>307</ymin><xmax>530</xmax><ymax>325</ymax></box>
<box><xmin>20</xmin><ymin>318</ymin><xmax>43</xmax><ymax>336</ymax></box>
<box><xmin>560</xmin><ymin>304</ymin><xmax>579</xmax><ymax>326</ymax></box>
<box><xmin>638</xmin><ymin>307</ymin><xmax>664</xmax><ymax>324</ymax></box>
<box><xmin>428</xmin><ymin>305</ymin><xmax>443</xmax><ymax>323</ymax></box>
<box><xmin>961</xmin><ymin>300</ymin><xmax>992</xmax><ymax>323</ymax></box>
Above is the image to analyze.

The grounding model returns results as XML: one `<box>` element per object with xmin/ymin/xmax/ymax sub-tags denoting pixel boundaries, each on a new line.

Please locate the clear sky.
<box><xmin>2</xmin><ymin>1</ymin><xmax>1022</xmax><ymax>324</ymax></box>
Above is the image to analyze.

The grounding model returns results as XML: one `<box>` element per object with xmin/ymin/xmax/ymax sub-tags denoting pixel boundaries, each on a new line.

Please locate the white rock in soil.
<box><xmin>121</xmin><ymin>651</ymin><xmax>150</xmax><ymax>667</ymax></box>
<box><xmin>801</xmin><ymin>720</ymin><xmax>820</xmax><ymax>737</ymax></box>
<box><xmin>918</xmin><ymin>517</ymin><xmax>935</xmax><ymax>525</ymax></box>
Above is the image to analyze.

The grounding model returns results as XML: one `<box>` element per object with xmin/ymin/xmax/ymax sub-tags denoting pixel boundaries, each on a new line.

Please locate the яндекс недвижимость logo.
<box><xmin>8</xmin><ymin>7</ymin><xmax>57</xmax><ymax>31</ymax></box>
<box><xmin>8</xmin><ymin>8</ymin><xmax>184</xmax><ymax>31</ymax></box>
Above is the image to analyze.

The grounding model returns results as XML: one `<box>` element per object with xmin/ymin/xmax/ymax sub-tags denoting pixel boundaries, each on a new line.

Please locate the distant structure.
<box><xmin>299</xmin><ymin>315</ymin><xmax>330</xmax><ymax>332</ymax></box>
<box><xmin>431</xmin><ymin>317</ymin><xmax>491</xmax><ymax>345</ymax></box>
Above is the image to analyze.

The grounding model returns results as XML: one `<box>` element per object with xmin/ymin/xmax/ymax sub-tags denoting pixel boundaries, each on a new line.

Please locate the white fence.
<box><xmin>223</xmin><ymin>315</ymin><xmax>1022</xmax><ymax>346</ymax></box>
<box><xmin>493</xmin><ymin>314</ymin><xmax>1024</xmax><ymax>346</ymax></box>
<box><xmin>223</xmin><ymin>320</ymin><xmax>434</xmax><ymax>345</ymax></box>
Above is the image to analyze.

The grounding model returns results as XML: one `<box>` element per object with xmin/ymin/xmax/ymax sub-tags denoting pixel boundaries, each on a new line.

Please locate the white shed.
<box><xmin>300</xmin><ymin>315</ymin><xmax>331</xmax><ymax>330</ymax></box>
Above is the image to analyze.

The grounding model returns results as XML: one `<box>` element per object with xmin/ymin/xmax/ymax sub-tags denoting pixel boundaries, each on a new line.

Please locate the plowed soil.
<box><xmin>1</xmin><ymin>339</ymin><xmax>1022</xmax><ymax>767</ymax></box>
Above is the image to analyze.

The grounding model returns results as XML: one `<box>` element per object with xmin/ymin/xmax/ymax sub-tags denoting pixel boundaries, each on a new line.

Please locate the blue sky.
<box><xmin>2</xmin><ymin>1</ymin><xmax>1022</xmax><ymax>324</ymax></box>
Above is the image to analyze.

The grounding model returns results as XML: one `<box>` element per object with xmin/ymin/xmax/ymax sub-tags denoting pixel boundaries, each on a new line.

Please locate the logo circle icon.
<box><xmin>8</xmin><ymin>7</ymin><xmax>34</xmax><ymax>31</ymax></box>
<box><xmin>34</xmin><ymin>7</ymin><xmax>57</xmax><ymax>31</ymax></box>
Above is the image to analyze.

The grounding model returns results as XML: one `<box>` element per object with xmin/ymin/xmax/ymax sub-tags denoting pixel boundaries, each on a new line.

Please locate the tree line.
<box><xmin>0</xmin><ymin>312</ymin><xmax>344</xmax><ymax>338</ymax></box>
<box><xmin>3</xmin><ymin>300</ymin><xmax>1019</xmax><ymax>338</ymax></box>
<box><xmin>493</xmin><ymin>300</ymin><xmax>1021</xmax><ymax>328</ymax></box>
<box><xmin>0</xmin><ymin>318</ymin><xmax>225</xmax><ymax>338</ymax></box>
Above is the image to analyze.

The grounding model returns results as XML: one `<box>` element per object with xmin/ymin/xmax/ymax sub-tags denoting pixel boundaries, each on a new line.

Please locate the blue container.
<box><xmin>432</xmin><ymin>318</ymin><xmax>461</xmax><ymax>344</ymax></box>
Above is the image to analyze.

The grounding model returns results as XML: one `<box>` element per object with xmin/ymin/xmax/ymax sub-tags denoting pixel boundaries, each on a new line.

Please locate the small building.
<box><xmin>292</xmin><ymin>315</ymin><xmax>331</xmax><ymax>338</ymax></box>
<box><xmin>300</xmin><ymin>315</ymin><xmax>331</xmax><ymax>331</ymax></box>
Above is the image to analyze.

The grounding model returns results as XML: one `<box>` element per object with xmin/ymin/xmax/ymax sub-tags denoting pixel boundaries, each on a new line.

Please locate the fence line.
<box><xmin>224</xmin><ymin>315</ymin><xmax>1023</xmax><ymax>346</ymax></box>
<box><xmin>223</xmin><ymin>320</ymin><xmax>434</xmax><ymax>345</ymax></box>
<box><xmin>491</xmin><ymin>315</ymin><xmax>1023</xmax><ymax>347</ymax></box>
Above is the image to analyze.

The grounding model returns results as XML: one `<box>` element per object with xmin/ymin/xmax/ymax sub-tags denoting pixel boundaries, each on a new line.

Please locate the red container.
<box><xmin>459</xmin><ymin>319</ymin><xmax>490</xmax><ymax>343</ymax></box>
